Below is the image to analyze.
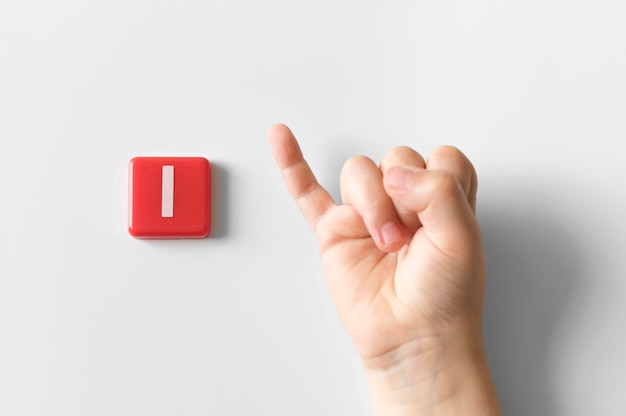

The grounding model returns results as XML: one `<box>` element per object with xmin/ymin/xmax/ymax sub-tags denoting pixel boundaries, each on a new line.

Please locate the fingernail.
<box><xmin>381</xmin><ymin>221</ymin><xmax>405</xmax><ymax>245</ymax></box>
<box><xmin>387</xmin><ymin>167</ymin><xmax>414</xmax><ymax>190</ymax></box>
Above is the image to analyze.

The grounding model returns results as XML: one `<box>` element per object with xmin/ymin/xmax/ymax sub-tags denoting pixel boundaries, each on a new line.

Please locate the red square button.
<box><xmin>128</xmin><ymin>157</ymin><xmax>211</xmax><ymax>239</ymax></box>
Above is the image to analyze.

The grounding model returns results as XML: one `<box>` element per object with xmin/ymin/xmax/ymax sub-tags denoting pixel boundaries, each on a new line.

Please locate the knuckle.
<box><xmin>382</xmin><ymin>146</ymin><xmax>425</xmax><ymax>167</ymax></box>
<box><xmin>341</xmin><ymin>155</ymin><xmax>375</xmax><ymax>178</ymax></box>
<box><xmin>389</xmin><ymin>145</ymin><xmax>419</xmax><ymax>158</ymax></box>
<box><xmin>340</xmin><ymin>155</ymin><xmax>378</xmax><ymax>203</ymax></box>
<box><xmin>430</xmin><ymin>170</ymin><xmax>461</xmax><ymax>195</ymax></box>
<box><xmin>429</xmin><ymin>145</ymin><xmax>465</xmax><ymax>164</ymax></box>
<box><xmin>344</xmin><ymin>155</ymin><xmax>374</xmax><ymax>168</ymax></box>
<box><xmin>427</xmin><ymin>146</ymin><xmax>476</xmax><ymax>194</ymax></box>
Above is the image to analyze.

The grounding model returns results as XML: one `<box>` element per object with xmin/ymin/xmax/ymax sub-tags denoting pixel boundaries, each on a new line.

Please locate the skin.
<box><xmin>269</xmin><ymin>124</ymin><xmax>502</xmax><ymax>415</ymax></box>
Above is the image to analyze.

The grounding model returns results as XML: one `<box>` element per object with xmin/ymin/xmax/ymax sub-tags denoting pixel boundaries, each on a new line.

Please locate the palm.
<box><xmin>318</xmin><ymin>204</ymin><xmax>474</xmax><ymax>360</ymax></box>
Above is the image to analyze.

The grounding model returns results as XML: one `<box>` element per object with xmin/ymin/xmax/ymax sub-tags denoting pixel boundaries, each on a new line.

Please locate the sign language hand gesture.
<box><xmin>269</xmin><ymin>124</ymin><xmax>501</xmax><ymax>415</ymax></box>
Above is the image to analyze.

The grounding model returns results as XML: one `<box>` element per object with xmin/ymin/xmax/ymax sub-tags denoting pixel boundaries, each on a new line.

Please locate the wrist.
<box><xmin>362</xmin><ymin>331</ymin><xmax>502</xmax><ymax>416</ymax></box>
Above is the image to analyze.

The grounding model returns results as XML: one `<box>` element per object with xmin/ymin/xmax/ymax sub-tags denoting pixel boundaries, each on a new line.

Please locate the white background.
<box><xmin>1</xmin><ymin>1</ymin><xmax>625</xmax><ymax>415</ymax></box>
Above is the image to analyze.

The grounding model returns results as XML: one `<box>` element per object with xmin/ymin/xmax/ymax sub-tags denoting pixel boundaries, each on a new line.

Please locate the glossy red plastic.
<box><xmin>128</xmin><ymin>157</ymin><xmax>211</xmax><ymax>239</ymax></box>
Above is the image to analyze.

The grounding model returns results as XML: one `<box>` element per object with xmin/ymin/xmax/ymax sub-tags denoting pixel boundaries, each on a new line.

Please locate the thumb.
<box><xmin>383</xmin><ymin>166</ymin><xmax>480</xmax><ymax>254</ymax></box>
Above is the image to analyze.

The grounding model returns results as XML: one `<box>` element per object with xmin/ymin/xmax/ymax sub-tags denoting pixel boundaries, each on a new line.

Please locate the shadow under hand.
<box><xmin>480</xmin><ymin>205</ymin><xmax>583</xmax><ymax>416</ymax></box>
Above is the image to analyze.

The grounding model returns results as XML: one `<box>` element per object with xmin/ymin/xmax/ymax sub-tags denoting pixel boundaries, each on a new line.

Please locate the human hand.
<box><xmin>269</xmin><ymin>124</ymin><xmax>501</xmax><ymax>415</ymax></box>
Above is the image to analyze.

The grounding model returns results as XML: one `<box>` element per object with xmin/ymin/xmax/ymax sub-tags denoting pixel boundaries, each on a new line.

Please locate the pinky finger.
<box><xmin>268</xmin><ymin>124</ymin><xmax>337</xmax><ymax>232</ymax></box>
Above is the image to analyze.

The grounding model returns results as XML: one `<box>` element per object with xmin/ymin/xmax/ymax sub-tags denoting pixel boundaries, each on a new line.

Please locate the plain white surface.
<box><xmin>1</xmin><ymin>1</ymin><xmax>625</xmax><ymax>415</ymax></box>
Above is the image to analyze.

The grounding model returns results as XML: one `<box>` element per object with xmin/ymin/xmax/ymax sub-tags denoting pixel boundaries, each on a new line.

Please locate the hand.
<box><xmin>269</xmin><ymin>124</ymin><xmax>501</xmax><ymax>415</ymax></box>
<box><xmin>269</xmin><ymin>123</ymin><xmax>484</xmax><ymax>359</ymax></box>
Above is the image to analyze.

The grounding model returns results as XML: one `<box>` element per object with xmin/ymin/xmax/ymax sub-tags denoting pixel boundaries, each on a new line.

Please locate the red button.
<box><xmin>128</xmin><ymin>157</ymin><xmax>211</xmax><ymax>239</ymax></box>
